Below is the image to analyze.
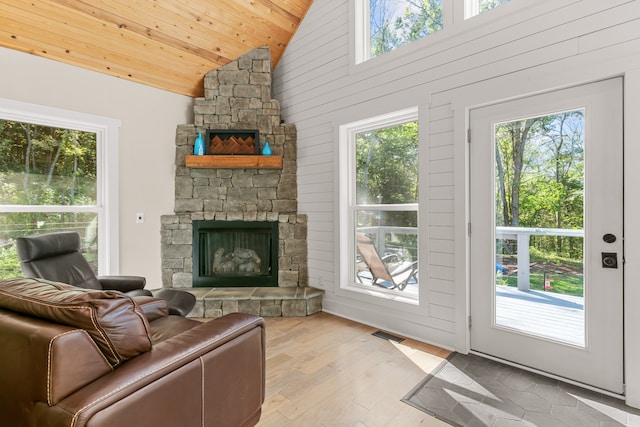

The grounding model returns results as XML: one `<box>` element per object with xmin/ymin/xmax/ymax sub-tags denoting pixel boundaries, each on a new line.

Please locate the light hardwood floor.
<box><xmin>256</xmin><ymin>312</ymin><xmax>452</xmax><ymax>426</ymax></box>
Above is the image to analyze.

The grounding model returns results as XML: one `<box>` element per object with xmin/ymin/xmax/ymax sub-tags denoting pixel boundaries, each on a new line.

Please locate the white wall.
<box><xmin>273</xmin><ymin>0</ymin><xmax>640</xmax><ymax>405</ymax></box>
<box><xmin>0</xmin><ymin>47</ymin><xmax>193</xmax><ymax>286</ymax></box>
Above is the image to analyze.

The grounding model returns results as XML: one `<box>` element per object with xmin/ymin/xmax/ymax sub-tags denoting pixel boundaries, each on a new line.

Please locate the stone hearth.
<box><xmin>187</xmin><ymin>287</ymin><xmax>324</xmax><ymax>318</ymax></box>
<box><xmin>160</xmin><ymin>47</ymin><xmax>323</xmax><ymax>318</ymax></box>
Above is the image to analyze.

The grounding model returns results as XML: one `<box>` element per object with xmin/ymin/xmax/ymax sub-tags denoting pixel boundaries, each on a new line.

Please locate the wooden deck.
<box><xmin>355</xmin><ymin>277</ymin><xmax>585</xmax><ymax>346</ymax></box>
<box><xmin>495</xmin><ymin>285</ymin><xmax>585</xmax><ymax>347</ymax></box>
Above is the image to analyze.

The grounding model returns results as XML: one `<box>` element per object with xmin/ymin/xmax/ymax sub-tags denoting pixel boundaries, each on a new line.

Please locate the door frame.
<box><xmin>447</xmin><ymin>71</ymin><xmax>640</xmax><ymax>405</ymax></box>
<box><xmin>467</xmin><ymin>78</ymin><xmax>623</xmax><ymax>394</ymax></box>
<box><xmin>622</xmin><ymin>69</ymin><xmax>640</xmax><ymax>408</ymax></box>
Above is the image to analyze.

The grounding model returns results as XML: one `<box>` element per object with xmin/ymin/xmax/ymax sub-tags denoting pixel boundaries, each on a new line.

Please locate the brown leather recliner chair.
<box><xmin>15</xmin><ymin>231</ymin><xmax>196</xmax><ymax>317</ymax></box>
<box><xmin>0</xmin><ymin>277</ymin><xmax>265</xmax><ymax>427</ymax></box>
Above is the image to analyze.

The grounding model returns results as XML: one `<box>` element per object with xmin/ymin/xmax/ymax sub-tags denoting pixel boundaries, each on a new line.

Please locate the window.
<box><xmin>356</xmin><ymin>0</ymin><xmax>515</xmax><ymax>63</ymax></box>
<box><xmin>340</xmin><ymin>108</ymin><xmax>419</xmax><ymax>301</ymax></box>
<box><xmin>363</xmin><ymin>0</ymin><xmax>443</xmax><ymax>61</ymax></box>
<box><xmin>0</xmin><ymin>99</ymin><xmax>119</xmax><ymax>278</ymax></box>
<box><xmin>465</xmin><ymin>0</ymin><xmax>512</xmax><ymax>19</ymax></box>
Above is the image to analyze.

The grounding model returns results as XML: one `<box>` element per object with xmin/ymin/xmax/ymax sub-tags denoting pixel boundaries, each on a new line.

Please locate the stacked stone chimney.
<box><xmin>160</xmin><ymin>47</ymin><xmax>308</xmax><ymax>291</ymax></box>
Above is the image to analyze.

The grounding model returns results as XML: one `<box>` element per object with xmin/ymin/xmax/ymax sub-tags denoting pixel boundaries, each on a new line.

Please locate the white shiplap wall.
<box><xmin>273</xmin><ymin>0</ymin><xmax>640</xmax><ymax>403</ymax></box>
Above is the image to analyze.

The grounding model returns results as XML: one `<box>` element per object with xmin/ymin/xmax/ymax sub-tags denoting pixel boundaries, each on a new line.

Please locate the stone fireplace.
<box><xmin>160</xmin><ymin>47</ymin><xmax>323</xmax><ymax>318</ymax></box>
<box><xmin>192</xmin><ymin>220</ymin><xmax>278</xmax><ymax>287</ymax></box>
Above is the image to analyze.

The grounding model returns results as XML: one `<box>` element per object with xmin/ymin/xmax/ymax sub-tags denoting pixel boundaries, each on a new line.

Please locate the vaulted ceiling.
<box><xmin>0</xmin><ymin>0</ymin><xmax>313</xmax><ymax>97</ymax></box>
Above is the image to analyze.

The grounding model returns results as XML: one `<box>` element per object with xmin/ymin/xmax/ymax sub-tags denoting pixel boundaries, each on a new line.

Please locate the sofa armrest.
<box><xmin>97</xmin><ymin>275</ymin><xmax>146</xmax><ymax>293</ymax></box>
<box><xmin>0</xmin><ymin>310</ymin><xmax>112</xmax><ymax>419</ymax></box>
<box><xmin>46</xmin><ymin>313</ymin><xmax>266</xmax><ymax>427</ymax></box>
<box><xmin>133</xmin><ymin>296</ymin><xmax>169</xmax><ymax>321</ymax></box>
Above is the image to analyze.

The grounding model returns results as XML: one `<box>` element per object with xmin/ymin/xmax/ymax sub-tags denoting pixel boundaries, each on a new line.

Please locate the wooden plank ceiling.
<box><xmin>0</xmin><ymin>0</ymin><xmax>313</xmax><ymax>97</ymax></box>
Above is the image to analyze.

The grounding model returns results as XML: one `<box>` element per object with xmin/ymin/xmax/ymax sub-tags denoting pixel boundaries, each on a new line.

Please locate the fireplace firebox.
<box><xmin>192</xmin><ymin>220</ymin><xmax>279</xmax><ymax>287</ymax></box>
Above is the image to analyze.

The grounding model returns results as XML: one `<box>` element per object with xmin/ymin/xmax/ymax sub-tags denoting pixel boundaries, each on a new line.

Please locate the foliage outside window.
<box><xmin>495</xmin><ymin>109</ymin><xmax>585</xmax><ymax>296</ymax></box>
<box><xmin>360</xmin><ymin>0</ymin><xmax>515</xmax><ymax>62</ymax></box>
<box><xmin>345</xmin><ymin>109</ymin><xmax>419</xmax><ymax>299</ymax></box>
<box><xmin>368</xmin><ymin>0</ymin><xmax>443</xmax><ymax>59</ymax></box>
<box><xmin>465</xmin><ymin>0</ymin><xmax>512</xmax><ymax>19</ymax></box>
<box><xmin>495</xmin><ymin>110</ymin><xmax>584</xmax><ymax>253</ymax></box>
<box><xmin>0</xmin><ymin>120</ymin><xmax>99</xmax><ymax>277</ymax></box>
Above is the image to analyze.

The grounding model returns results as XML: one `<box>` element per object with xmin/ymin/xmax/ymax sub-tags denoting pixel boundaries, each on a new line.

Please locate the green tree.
<box><xmin>356</xmin><ymin>121</ymin><xmax>418</xmax><ymax>206</ymax></box>
<box><xmin>479</xmin><ymin>0</ymin><xmax>511</xmax><ymax>14</ymax></box>
<box><xmin>356</xmin><ymin>121</ymin><xmax>418</xmax><ymax>235</ymax></box>
<box><xmin>370</xmin><ymin>0</ymin><xmax>402</xmax><ymax>57</ymax></box>
<box><xmin>395</xmin><ymin>0</ymin><xmax>442</xmax><ymax>44</ymax></box>
<box><xmin>0</xmin><ymin>120</ymin><xmax>97</xmax><ymax>240</ymax></box>
<box><xmin>370</xmin><ymin>0</ymin><xmax>443</xmax><ymax>58</ymax></box>
<box><xmin>495</xmin><ymin>110</ymin><xmax>584</xmax><ymax>259</ymax></box>
<box><xmin>495</xmin><ymin>118</ymin><xmax>540</xmax><ymax>227</ymax></box>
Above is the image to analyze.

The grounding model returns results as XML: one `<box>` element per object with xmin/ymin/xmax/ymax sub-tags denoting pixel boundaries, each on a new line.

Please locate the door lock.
<box><xmin>601</xmin><ymin>252</ymin><xmax>618</xmax><ymax>269</ymax></box>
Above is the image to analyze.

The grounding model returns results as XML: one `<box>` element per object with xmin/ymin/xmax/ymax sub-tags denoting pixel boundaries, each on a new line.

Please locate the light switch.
<box><xmin>136</xmin><ymin>213</ymin><xmax>144</xmax><ymax>224</ymax></box>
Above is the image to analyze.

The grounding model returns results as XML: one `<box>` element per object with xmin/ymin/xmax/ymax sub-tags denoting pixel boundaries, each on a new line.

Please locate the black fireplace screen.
<box><xmin>192</xmin><ymin>220</ymin><xmax>278</xmax><ymax>287</ymax></box>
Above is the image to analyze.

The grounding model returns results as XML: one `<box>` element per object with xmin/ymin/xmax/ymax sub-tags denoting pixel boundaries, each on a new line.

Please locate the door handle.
<box><xmin>601</xmin><ymin>252</ymin><xmax>618</xmax><ymax>269</ymax></box>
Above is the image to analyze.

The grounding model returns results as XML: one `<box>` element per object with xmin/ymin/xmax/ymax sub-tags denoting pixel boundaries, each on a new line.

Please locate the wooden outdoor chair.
<box><xmin>356</xmin><ymin>232</ymin><xmax>418</xmax><ymax>291</ymax></box>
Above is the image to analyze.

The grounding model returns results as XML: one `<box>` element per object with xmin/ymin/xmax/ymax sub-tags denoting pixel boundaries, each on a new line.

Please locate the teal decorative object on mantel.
<box><xmin>194</xmin><ymin>132</ymin><xmax>205</xmax><ymax>156</ymax></box>
<box><xmin>262</xmin><ymin>141</ymin><xmax>272</xmax><ymax>156</ymax></box>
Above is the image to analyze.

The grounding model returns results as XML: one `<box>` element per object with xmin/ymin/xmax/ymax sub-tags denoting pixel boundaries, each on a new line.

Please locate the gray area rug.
<box><xmin>402</xmin><ymin>353</ymin><xmax>640</xmax><ymax>426</ymax></box>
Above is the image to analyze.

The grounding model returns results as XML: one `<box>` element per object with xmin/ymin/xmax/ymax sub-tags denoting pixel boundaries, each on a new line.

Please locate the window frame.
<box><xmin>464</xmin><ymin>0</ymin><xmax>512</xmax><ymax>19</ymax></box>
<box><xmin>338</xmin><ymin>107</ymin><xmax>420</xmax><ymax>304</ymax></box>
<box><xmin>355</xmin><ymin>0</ymin><xmax>447</xmax><ymax>64</ymax></box>
<box><xmin>352</xmin><ymin>0</ymin><xmax>549</xmax><ymax>67</ymax></box>
<box><xmin>0</xmin><ymin>98</ymin><xmax>120</xmax><ymax>275</ymax></box>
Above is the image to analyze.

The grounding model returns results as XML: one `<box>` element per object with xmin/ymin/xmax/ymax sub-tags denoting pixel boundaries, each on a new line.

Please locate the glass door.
<box><xmin>470</xmin><ymin>78</ymin><xmax>623</xmax><ymax>394</ymax></box>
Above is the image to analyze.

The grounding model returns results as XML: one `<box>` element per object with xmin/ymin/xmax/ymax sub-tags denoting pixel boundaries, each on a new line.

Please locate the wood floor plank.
<box><xmin>257</xmin><ymin>312</ymin><xmax>452</xmax><ymax>426</ymax></box>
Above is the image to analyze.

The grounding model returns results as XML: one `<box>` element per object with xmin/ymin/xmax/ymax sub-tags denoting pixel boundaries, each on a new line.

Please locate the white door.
<box><xmin>469</xmin><ymin>78</ymin><xmax>623</xmax><ymax>394</ymax></box>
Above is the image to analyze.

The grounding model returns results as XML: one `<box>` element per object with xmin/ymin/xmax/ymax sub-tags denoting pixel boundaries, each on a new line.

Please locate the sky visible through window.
<box><xmin>369</xmin><ymin>0</ymin><xmax>443</xmax><ymax>58</ymax></box>
<box><xmin>367</xmin><ymin>0</ymin><xmax>513</xmax><ymax>59</ymax></box>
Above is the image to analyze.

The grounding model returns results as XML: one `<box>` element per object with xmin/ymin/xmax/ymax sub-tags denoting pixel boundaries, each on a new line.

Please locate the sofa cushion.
<box><xmin>0</xmin><ymin>277</ymin><xmax>152</xmax><ymax>366</ymax></box>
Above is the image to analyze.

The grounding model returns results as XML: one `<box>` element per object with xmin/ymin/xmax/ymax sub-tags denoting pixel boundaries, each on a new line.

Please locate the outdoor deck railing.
<box><xmin>496</xmin><ymin>226</ymin><xmax>584</xmax><ymax>291</ymax></box>
<box><xmin>356</xmin><ymin>226</ymin><xmax>418</xmax><ymax>258</ymax></box>
<box><xmin>356</xmin><ymin>225</ymin><xmax>583</xmax><ymax>292</ymax></box>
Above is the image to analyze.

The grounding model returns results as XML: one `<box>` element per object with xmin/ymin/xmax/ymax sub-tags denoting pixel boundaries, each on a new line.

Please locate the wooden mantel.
<box><xmin>185</xmin><ymin>155</ymin><xmax>283</xmax><ymax>169</ymax></box>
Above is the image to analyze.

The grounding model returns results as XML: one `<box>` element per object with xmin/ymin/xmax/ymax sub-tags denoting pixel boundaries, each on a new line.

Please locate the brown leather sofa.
<box><xmin>0</xmin><ymin>277</ymin><xmax>265</xmax><ymax>427</ymax></box>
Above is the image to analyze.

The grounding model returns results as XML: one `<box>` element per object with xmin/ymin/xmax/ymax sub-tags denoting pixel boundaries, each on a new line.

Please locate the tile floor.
<box><xmin>403</xmin><ymin>353</ymin><xmax>640</xmax><ymax>426</ymax></box>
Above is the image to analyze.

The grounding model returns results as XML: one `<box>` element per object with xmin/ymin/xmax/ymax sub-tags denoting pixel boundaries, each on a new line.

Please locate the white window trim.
<box><xmin>351</xmin><ymin>0</ymin><xmax>568</xmax><ymax>70</ymax></box>
<box><xmin>354</xmin><ymin>0</ymin><xmax>369</xmax><ymax>66</ymax></box>
<box><xmin>0</xmin><ymin>98</ymin><xmax>120</xmax><ymax>274</ymax></box>
<box><xmin>338</xmin><ymin>107</ymin><xmax>419</xmax><ymax>305</ymax></box>
<box><xmin>353</xmin><ymin>0</ymin><xmax>453</xmax><ymax>65</ymax></box>
<box><xmin>464</xmin><ymin>0</ymin><xmax>480</xmax><ymax>19</ymax></box>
